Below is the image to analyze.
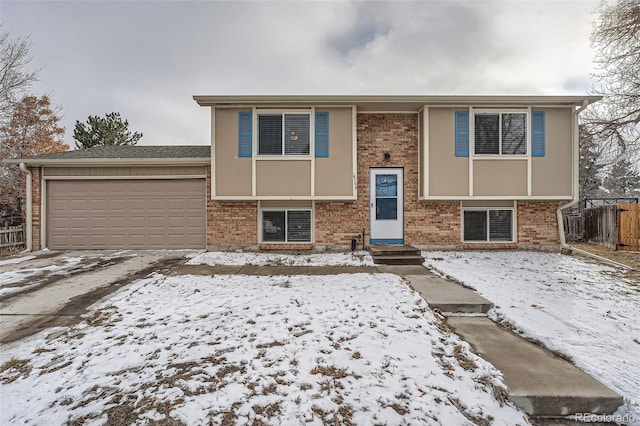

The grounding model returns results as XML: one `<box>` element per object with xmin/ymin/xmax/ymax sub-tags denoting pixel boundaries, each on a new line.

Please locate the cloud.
<box><xmin>3</xmin><ymin>0</ymin><xmax>599</xmax><ymax>147</ymax></box>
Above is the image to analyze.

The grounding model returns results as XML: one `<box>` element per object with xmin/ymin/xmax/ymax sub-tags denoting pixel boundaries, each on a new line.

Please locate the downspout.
<box><xmin>19</xmin><ymin>163</ymin><xmax>33</xmax><ymax>252</ymax></box>
<box><xmin>556</xmin><ymin>101</ymin><xmax>631</xmax><ymax>270</ymax></box>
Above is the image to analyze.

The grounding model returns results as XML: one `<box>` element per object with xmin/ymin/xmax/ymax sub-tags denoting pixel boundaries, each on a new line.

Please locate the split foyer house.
<box><xmin>6</xmin><ymin>95</ymin><xmax>600</xmax><ymax>251</ymax></box>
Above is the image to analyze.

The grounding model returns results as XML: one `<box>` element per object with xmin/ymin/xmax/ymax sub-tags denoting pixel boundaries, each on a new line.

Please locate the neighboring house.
<box><xmin>5</xmin><ymin>95</ymin><xmax>600</xmax><ymax>251</ymax></box>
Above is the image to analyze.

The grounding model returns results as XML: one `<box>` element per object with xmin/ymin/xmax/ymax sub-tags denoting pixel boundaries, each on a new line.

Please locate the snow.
<box><xmin>423</xmin><ymin>250</ymin><xmax>640</xmax><ymax>422</ymax></box>
<box><xmin>0</xmin><ymin>272</ymin><xmax>529</xmax><ymax>425</ymax></box>
<box><xmin>187</xmin><ymin>250</ymin><xmax>375</xmax><ymax>266</ymax></box>
<box><xmin>0</xmin><ymin>256</ymin><xmax>86</xmax><ymax>298</ymax></box>
<box><xmin>0</xmin><ymin>255</ymin><xmax>36</xmax><ymax>266</ymax></box>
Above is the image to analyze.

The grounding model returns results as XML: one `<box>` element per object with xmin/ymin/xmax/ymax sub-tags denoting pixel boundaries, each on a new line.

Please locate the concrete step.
<box><xmin>372</xmin><ymin>255</ymin><xmax>425</xmax><ymax>265</ymax></box>
<box><xmin>369</xmin><ymin>244</ymin><xmax>421</xmax><ymax>257</ymax></box>
<box><xmin>447</xmin><ymin>316</ymin><xmax>623</xmax><ymax>417</ymax></box>
<box><xmin>405</xmin><ymin>274</ymin><xmax>493</xmax><ymax>313</ymax></box>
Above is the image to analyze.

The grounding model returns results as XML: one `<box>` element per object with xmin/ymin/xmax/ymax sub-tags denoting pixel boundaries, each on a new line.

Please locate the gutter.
<box><xmin>556</xmin><ymin>101</ymin><xmax>632</xmax><ymax>270</ymax></box>
<box><xmin>19</xmin><ymin>163</ymin><xmax>32</xmax><ymax>252</ymax></box>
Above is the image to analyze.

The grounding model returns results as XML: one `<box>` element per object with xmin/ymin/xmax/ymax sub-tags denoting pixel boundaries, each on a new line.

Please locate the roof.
<box><xmin>193</xmin><ymin>94</ymin><xmax>602</xmax><ymax>111</ymax></box>
<box><xmin>4</xmin><ymin>145</ymin><xmax>211</xmax><ymax>165</ymax></box>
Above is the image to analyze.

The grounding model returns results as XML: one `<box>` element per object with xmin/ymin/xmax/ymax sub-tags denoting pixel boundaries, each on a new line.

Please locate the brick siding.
<box><xmin>30</xmin><ymin>166</ymin><xmax>42</xmax><ymax>250</ymax></box>
<box><xmin>206</xmin><ymin>166</ymin><xmax>257</xmax><ymax>248</ymax></box>
<box><xmin>516</xmin><ymin>201</ymin><xmax>561</xmax><ymax>248</ymax></box>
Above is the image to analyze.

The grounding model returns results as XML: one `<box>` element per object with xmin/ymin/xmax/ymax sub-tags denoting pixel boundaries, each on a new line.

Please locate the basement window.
<box><xmin>261</xmin><ymin>209</ymin><xmax>312</xmax><ymax>243</ymax></box>
<box><xmin>463</xmin><ymin>209</ymin><xmax>514</xmax><ymax>242</ymax></box>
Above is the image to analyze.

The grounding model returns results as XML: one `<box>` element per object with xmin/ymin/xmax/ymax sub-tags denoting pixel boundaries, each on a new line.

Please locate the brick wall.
<box><xmin>315</xmin><ymin>114</ymin><xmax>461</xmax><ymax>247</ymax></box>
<box><xmin>517</xmin><ymin>200</ymin><xmax>561</xmax><ymax>248</ymax></box>
<box><xmin>30</xmin><ymin>166</ymin><xmax>42</xmax><ymax>250</ymax></box>
<box><xmin>205</xmin><ymin>166</ymin><xmax>258</xmax><ymax>248</ymax></box>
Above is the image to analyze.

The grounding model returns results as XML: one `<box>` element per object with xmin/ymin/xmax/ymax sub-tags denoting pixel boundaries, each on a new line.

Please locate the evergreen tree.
<box><xmin>602</xmin><ymin>158</ymin><xmax>640</xmax><ymax>196</ymax></box>
<box><xmin>579</xmin><ymin>125</ymin><xmax>606</xmax><ymax>199</ymax></box>
<box><xmin>73</xmin><ymin>112</ymin><xmax>143</xmax><ymax>148</ymax></box>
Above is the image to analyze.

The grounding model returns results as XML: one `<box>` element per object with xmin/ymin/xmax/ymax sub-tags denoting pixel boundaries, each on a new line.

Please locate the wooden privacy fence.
<box><xmin>618</xmin><ymin>203</ymin><xmax>640</xmax><ymax>251</ymax></box>
<box><xmin>584</xmin><ymin>205</ymin><xmax>618</xmax><ymax>249</ymax></box>
<box><xmin>581</xmin><ymin>203</ymin><xmax>640</xmax><ymax>251</ymax></box>
<box><xmin>0</xmin><ymin>225</ymin><xmax>25</xmax><ymax>251</ymax></box>
<box><xmin>563</xmin><ymin>214</ymin><xmax>584</xmax><ymax>242</ymax></box>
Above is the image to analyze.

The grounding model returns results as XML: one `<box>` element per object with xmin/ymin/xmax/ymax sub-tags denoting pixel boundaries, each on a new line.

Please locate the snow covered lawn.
<box><xmin>1</xmin><ymin>272</ymin><xmax>529</xmax><ymax>425</ymax></box>
<box><xmin>187</xmin><ymin>250</ymin><xmax>375</xmax><ymax>267</ymax></box>
<box><xmin>423</xmin><ymin>251</ymin><xmax>640</xmax><ymax>421</ymax></box>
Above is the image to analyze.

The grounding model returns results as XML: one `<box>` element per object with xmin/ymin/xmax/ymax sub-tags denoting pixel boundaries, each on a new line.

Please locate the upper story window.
<box><xmin>474</xmin><ymin>112</ymin><xmax>526</xmax><ymax>155</ymax></box>
<box><xmin>258</xmin><ymin>113</ymin><xmax>310</xmax><ymax>156</ymax></box>
<box><xmin>455</xmin><ymin>110</ymin><xmax>545</xmax><ymax>158</ymax></box>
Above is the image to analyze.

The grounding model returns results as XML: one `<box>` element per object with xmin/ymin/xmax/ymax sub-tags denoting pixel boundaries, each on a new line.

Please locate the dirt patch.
<box><xmin>0</xmin><ymin>257</ymin><xmax>185</xmax><ymax>344</ymax></box>
<box><xmin>571</xmin><ymin>243</ymin><xmax>640</xmax><ymax>277</ymax></box>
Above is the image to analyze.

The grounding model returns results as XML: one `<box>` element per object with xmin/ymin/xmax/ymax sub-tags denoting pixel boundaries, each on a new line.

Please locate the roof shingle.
<box><xmin>12</xmin><ymin>145</ymin><xmax>211</xmax><ymax>161</ymax></box>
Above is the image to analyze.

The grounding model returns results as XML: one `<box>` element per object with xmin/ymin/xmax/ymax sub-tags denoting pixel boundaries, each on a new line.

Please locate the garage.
<box><xmin>46</xmin><ymin>179</ymin><xmax>206</xmax><ymax>249</ymax></box>
<box><xmin>5</xmin><ymin>145</ymin><xmax>211</xmax><ymax>251</ymax></box>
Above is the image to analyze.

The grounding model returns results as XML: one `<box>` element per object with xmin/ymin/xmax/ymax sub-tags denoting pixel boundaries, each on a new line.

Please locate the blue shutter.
<box><xmin>531</xmin><ymin>111</ymin><xmax>545</xmax><ymax>157</ymax></box>
<box><xmin>238</xmin><ymin>111</ymin><xmax>252</xmax><ymax>157</ymax></box>
<box><xmin>315</xmin><ymin>111</ymin><xmax>329</xmax><ymax>157</ymax></box>
<box><xmin>455</xmin><ymin>111</ymin><xmax>470</xmax><ymax>157</ymax></box>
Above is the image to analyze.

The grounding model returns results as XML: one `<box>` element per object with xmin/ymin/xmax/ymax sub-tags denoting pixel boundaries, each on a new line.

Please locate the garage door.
<box><xmin>47</xmin><ymin>179</ymin><xmax>206</xmax><ymax>249</ymax></box>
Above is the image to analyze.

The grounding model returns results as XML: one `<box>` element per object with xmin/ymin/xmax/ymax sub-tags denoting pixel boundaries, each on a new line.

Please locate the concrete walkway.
<box><xmin>448</xmin><ymin>316</ymin><xmax>623</xmax><ymax>417</ymax></box>
<box><xmin>400</xmin><ymin>271</ymin><xmax>624</xmax><ymax>418</ymax></box>
<box><xmin>169</xmin><ymin>264</ymin><xmax>428</xmax><ymax>276</ymax></box>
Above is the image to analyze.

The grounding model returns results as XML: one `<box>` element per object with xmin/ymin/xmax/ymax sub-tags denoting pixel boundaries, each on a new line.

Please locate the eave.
<box><xmin>193</xmin><ymin>94</ymin><xmax>602</xmax><ymax>111</ymax></box>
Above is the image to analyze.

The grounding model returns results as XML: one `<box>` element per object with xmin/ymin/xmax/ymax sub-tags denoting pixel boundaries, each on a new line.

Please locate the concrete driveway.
<box><xmin>0</xmin><ymin>250</ymin><xmax>189</xmax><ymax>343</ymax></box>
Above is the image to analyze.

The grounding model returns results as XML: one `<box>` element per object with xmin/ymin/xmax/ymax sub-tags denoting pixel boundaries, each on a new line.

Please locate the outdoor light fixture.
<box><xmin>384</xmin><ymin>152</ymin><xmax>391</xmax><ymax>162</ymax></box>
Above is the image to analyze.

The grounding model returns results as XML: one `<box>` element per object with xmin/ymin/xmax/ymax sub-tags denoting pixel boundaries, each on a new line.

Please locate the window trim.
<box><xmin>462</xmin><ymin>207</ymin><xmax>515</xmax><ymax>243</ymax></box>
<box><xmin>256</xmin><ymin>111</ymin><xmax>312</xmax><ymax>157</ymax></box>
<box><xmin>260</xmin><ymin>208</ymin><xmax>313</xmax><ymax>243</ymax></box>
<box><xmin>472</xmin><ymin>110</ymin><xmax>529</xmax><ymax>157</ymax></box>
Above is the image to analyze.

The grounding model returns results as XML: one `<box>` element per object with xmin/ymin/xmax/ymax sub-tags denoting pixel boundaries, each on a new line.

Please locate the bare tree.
<box><xmin>0</xmin><ymin>29</ymin><xmax>39</xmax><ymax>127</ymax></box>
<box><xmin>0</xmin><ymin>95</ymin><xmax>67</xmax><ymax>220</ymax></box>
<box><xmin>584</xmin><ymin>0</ymin><xmax>640</xmax><ymax>153</ymax></box>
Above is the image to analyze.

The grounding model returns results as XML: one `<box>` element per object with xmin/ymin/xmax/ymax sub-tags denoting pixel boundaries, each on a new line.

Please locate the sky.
<box><xmin>1</xmin><ymin>0</ymin><xmax>600</xmax><ymax>148</ymax></box>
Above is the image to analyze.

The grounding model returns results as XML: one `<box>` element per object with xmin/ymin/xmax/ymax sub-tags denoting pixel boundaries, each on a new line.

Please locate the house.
<box><xmin>6</xmin><ymin>95</ymin><xmax>600</xmax><ymax>251</ymax></box>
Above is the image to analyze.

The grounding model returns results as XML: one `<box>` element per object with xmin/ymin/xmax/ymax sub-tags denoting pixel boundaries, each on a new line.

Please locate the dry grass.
<box><xmin>572</xmin><ymin>243</ymin><xmax>640</xmax><ymax>270</ymax></box>
<box><xmin>0</xmin><ymin>358</ymin><xmax>32</xmax><ymax>383</ymax></box>
<box><xmin>571</xmin><ymin>243</ymin><xmax>640</xmax><ymax>283</ymax></box>
<box><xmin>310</xmin><ymin>365</ymin><xmax>348</xmax><ymax>379</ymax></box>
<box><xmin>453</xmin><ymin>344</ymin><xmax>478</xmax><ymax>371</ymax></box>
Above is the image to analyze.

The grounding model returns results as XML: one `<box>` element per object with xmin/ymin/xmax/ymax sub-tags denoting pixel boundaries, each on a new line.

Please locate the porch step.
<box><xmin>447</xmin><ymin>316</ymin><xmax>624</xmax><ymax>417</ymax></box>
<box><xmin>369</xmin><ymin>245</ymin><xmax>425</xmax><ymax>265</ymax></box>
<box><xmin>371</xmin><ymin>255</ymin><xmax>425</xmax><ymax>265</ymax></box>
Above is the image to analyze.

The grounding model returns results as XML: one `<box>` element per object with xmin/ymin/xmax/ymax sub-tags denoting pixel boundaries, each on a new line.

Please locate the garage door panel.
<box><xmin>47</xmin><ymin>179</ymin><xmax>205</xmax><ymax>249</ymax></box>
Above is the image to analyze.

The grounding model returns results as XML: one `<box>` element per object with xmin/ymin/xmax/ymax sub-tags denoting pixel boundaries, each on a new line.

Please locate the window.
<box><xmin>258</xmin><ymin>113</ymin><xmax>310</xmax><ymax>156</ymax></box>
<box><xmin>262</xmin><ymin>210</ymin><xmax>311</xmax><ymax>242</ymax></box>
<box><xmin>463</xmin><ymin>209</ymin><xmax>513</xmax><ymax>242</ymax></box>
<box><xmin>474</xmin><ymin>113</ymin><xmax>526</xmax><ymax>155</ymax></box>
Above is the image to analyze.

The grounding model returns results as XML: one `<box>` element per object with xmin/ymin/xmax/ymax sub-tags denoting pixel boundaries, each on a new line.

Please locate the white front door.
<box><xmin>369</xmin><ymin>168</ymin><xmax>403</xmax><ymax>244</ymax></box>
